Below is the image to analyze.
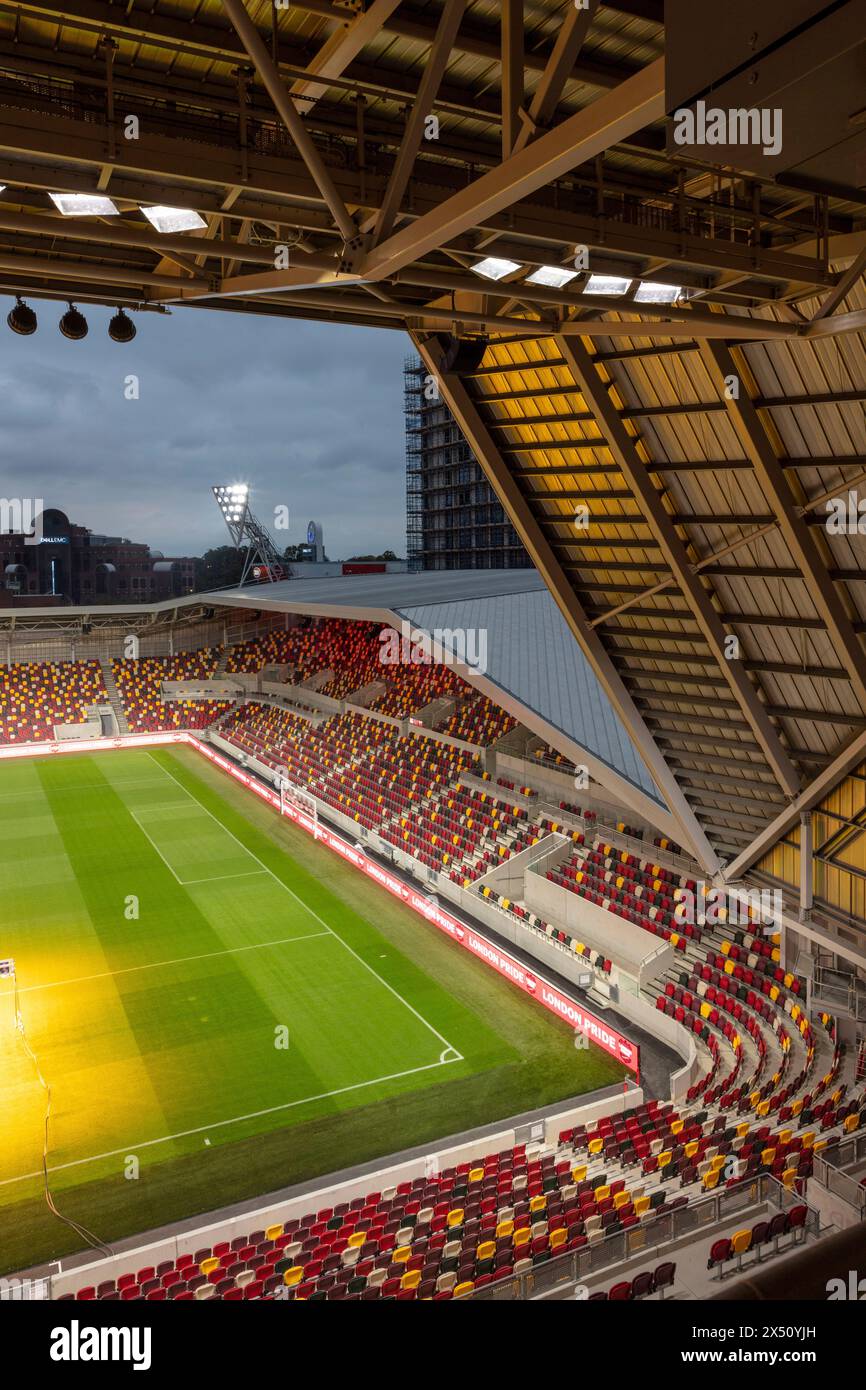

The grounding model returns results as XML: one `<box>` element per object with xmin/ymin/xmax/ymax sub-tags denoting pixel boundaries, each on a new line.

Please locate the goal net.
<box><xmin>278</xmin><ymin>777</ymin><xmax>319</xmax><ymax>839</ymax></box>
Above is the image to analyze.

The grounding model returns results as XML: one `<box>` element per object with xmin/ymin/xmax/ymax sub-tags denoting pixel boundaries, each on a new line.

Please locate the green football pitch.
<box><xmin>0</xmin><ymin>745</ymin><xmax>625</xmax><ymax>1273</ymax></box>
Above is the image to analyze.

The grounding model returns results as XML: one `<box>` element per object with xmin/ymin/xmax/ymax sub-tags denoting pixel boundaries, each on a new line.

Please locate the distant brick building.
<box><xmin>0</xmin><ymin>507</ymin><xmax>197</xmax><ymax>606</ymax></box>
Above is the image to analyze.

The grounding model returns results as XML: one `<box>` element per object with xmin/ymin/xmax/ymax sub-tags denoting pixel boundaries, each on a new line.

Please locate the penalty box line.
<box><xmin>0</xmin><ymin>1055</ymin><xmax>463</xmax><ymax>1190</ymax></box>
<box><xmin>129</xmin><ymin>806</ymin><xmax>269</xmax><ymax>888</ymax></box>
<box><xmin>13</xmin><ymin>930</ymin><xmax>332</xmax><ymax>997</ymax></box>
<box><xmin>147</xmin><ymin>751</ymin><xmax>463</xmax><ymax>1062</ymax></box>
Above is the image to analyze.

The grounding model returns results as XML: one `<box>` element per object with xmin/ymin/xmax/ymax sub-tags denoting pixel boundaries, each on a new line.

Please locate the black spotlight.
<box><xmin>7</xmin><ymin>296</ymin><xmax>37</xmax><ymax>335</ymax></box>
<box><xmin>59</xmin><ymin>303</ymin><xmax>88</xmax><ymax>340</ymax></box>
<box><xmin>439</xmin><ymin>333</ymin><xmax>488</xmax><ymax>374</ymax></box>
<box><xmin>108</xmin><ymin>308</ymin><xmax>136</xmax><ymax>343</ymax></box>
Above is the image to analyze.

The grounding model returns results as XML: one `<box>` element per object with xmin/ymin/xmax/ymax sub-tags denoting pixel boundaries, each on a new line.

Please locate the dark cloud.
<box><xmin>0</xmin><ymin>297</ymin><xmax>409</xmax><ymax>559</ymax></box>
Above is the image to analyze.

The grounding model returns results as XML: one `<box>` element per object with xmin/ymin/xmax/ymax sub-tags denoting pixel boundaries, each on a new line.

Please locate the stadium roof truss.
<box><xmin>0</xmin><ymin>0</ymin><xmax>865</xmax><ymax>880</ymax></box>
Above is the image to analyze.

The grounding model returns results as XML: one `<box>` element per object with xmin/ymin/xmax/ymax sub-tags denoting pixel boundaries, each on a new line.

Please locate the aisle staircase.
<box><xmin>99</xmin><ymin>659</ymin><xmax>130</xmax><ymax>735</ymax></box>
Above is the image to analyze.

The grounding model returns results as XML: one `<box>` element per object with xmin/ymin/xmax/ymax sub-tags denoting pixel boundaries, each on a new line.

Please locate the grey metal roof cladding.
<box><xmin>214</xmin><ymin>568</ymin><xmax>663</xmax><ymax>806</ymax></box>
<box><xmin>397</xmin><ymin>590</ymin><xmax>662</xmax><ymax>805</ymax></box>
<box><xmin>225</xmin><ymin>569</ymin><xmax>548</xmax><ymax>610</ymax></box>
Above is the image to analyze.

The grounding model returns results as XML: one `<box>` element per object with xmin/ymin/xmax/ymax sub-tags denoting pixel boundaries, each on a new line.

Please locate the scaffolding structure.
<box><xmin>403</xmin><ymin>357</ymin><xmax>530</xmax><ymax>573</ymax></box>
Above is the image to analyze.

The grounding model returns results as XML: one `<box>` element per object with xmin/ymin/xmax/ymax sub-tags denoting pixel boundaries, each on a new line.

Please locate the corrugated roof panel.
<box><xmin>397</xmin><ymin>588</ymin><xmax>664</xmax><ymax>805</ymax></box>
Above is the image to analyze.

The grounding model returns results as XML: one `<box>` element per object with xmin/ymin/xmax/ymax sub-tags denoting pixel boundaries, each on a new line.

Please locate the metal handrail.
<box><xmin>468</xmin><ymin>1175</ymin><xmax>818</xmax><ymax>1301</ymax></box>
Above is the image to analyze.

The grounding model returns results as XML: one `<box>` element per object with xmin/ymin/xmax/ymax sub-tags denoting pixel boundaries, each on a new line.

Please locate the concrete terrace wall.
<box><xmin>615</xmin><ymin>991</ymin><xmax>699</xmax><ymax>1103</ymax></box>
<box><xmin>525</xmin><ymin>869</ymin><xmax>671</xmax><ymax>981</ymax></box>
<box><xmin>472</xmin><ymin>833</ymin><xmax>568</xmax><ymax>902</ymax></box>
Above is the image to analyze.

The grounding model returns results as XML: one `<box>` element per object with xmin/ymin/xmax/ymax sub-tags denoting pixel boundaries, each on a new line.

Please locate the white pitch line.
<box><xmin>14</xmin><ymin>930</ymin><xmax>332</xmax><ymax>997</ymax></box>
<box><xmin>0</xmin><ymin>777</ymin><xmax>167</xmax><ymax>805</ymax></box>
<box><xmin>0</xmin><ymin>1055</ymin><xmax>462</xmax><ymax>1189</ymax></box>
<box><xmin>147</xmin><ymin>750</ymin><xmax>463</xmax><ymax>1061</ymax></box>
<box><xmin>129</xmin><ymin>808</ymin><xmax>188</xmax><ymax>885</ymax></box>
<box><xmin>180</xmin><ymin>870</ymin><xmax>269</xmax><ymax>886</ymax></box>
<box><xmin>128</xmin><ymin>810</ymin><xmax>267</xmax><ymax>886</ymax></box>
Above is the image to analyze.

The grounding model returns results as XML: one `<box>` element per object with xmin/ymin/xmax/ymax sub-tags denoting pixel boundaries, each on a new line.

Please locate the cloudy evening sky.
<box><xmin>0</xmin><ymin>296</ymin><xmax>409</xmax><ymax>559</ymax></box>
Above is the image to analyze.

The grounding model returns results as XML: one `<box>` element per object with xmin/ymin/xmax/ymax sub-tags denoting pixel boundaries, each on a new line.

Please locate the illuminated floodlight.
<box><xmin>472</xmin><ymin>256</ymin><xmax>522</xmax><ymax>281</ymax></box>
<box><xmin>49</xmin><ymin>192</ymin><xmax>119</xmax><ymax>216</ymax></box>
<box><xmin>633</xmin><ymin>280</ymin><xmax>683</xmax><ymax>304</ymax></box>
<box><xmin>583</xmin><ymin>274</ymin><xmax>632</xmax><ymax>296</ymax></box>
<box><xmin>212</xmin><ymin>483</ymin><xmax>249</xmax><ymax>523</ymax></box>
<box><xmin>525</xmin><ymin>265</ymin><xmax>579</xmax><ymax>289</ymax></box>
<box><xmin>142</xmin><ymin>205</ymin><xmax>207</xmax><ymax>234</ymax></box>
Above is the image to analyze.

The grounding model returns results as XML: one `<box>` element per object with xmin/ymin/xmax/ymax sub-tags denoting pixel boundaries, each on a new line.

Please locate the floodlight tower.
<box><xmin>211</xmin><ymin>483</ymin><xmax>288</xmax><ymax>586</ymax></box>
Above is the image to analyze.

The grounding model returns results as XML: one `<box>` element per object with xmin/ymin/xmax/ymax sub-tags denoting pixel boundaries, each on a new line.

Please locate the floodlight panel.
<box><xmin>633</xmin><ymin>281</ymin><xmax>682</xmax><ymax>304</ymax></box>
<box><xmin>583</xmin><ymin>274</ymin><xmax>632</xmax><ymax>296</ymax></box>
<box><xmin>472</xmin><ymin>256</ymin><xmax>522</xmax><ymax>281</ymax></box>
<box><xmin>525</xmin><ymin>265</ymin><xmax>579</xmax><ymax>289</ymax></box>
<box><xmin>49</xmin><ymin>193</ymin><xmax>119</xmax><ymax>216</ymax></box>
<box><xmin>142</xmin><ymin>205</ymin><xmax>207</xmax><ymax>233</ymax></box>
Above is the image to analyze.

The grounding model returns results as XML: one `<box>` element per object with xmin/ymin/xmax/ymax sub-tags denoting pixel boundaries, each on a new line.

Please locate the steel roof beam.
<box><xmin>288</xmin><ymin>0</ymin><xmax>405</xmax><ymax>110</ymax></box>
<box><xmin>0</xmin><ymin>132</ymin><xmax>841</xmax><ymax>292</ymax></box>
<box><xmin>220</xmin><ymin>0</ymin><xmax>356</xmax><ymax>242</ymax></box>
<box><xmin>413</xmin><ymin>329</ymin><xmax>721</xmax><ymax>873</ymax></box>
<box><xmin>700</xmin><ymin>340</ymin><xmax>866</xmax><ymax>721</ymax></box>
<box><xmin>810</xmin><ymin>247</ymin><xmax>866</xmax><ymax>323</ymax></box>
<box><xmin>512</xmin><ymin>0</ymin><xmax>596</xmax><ymax>154</ymax></box>
<box><xmin>500</xmin><ymin>0</ymin><xmax>524</xmax><ymax>159</ymax></box>
<box><xmin>371</xmin><ymin>0</ymin><xmax>468</xmax><ymax>246</ymax></box>
<box><xmin>557</xmin><ymin>336</ymin><xmax>802</xmax><ymax>799</ymax></box>
<box><xmin>723</xmin><ymin>731</ymin><xmax>866</xmax><ymax>882</ymax></box>
<box><xmin>359</xmin><ymin>58</ymin><xmax>665</xmax><ymax>281</ymax></box>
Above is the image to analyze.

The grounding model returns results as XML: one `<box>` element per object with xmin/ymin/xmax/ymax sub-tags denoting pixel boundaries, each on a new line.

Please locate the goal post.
<box><xmin>278</xmin><ymin>777</ymin><xmax>319</xmax><ymax>839</ymax></box>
